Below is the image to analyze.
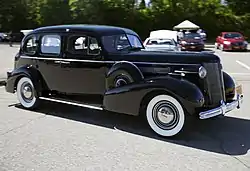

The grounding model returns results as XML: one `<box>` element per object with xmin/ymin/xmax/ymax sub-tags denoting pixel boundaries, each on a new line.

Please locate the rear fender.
<box><xmin>106</xmin><ymin>61</ymin><xmax>144</xmax><ymax>90</ymax></box>
<box><xmin>5</xmin><ymin>65</ymin><xmax>47</xmax><ymax>96</ymax></box>
<box><xmin>103</xmin><ymin>76</ymin><xmax>205</xmax><ymax>116</ymax></box>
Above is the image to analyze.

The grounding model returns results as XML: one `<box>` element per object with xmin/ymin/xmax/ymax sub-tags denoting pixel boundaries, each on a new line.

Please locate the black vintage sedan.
<box><xmin>5</xmin><ymin>25</ymin><xmax>243</xmax><ymax>137</ymax></box>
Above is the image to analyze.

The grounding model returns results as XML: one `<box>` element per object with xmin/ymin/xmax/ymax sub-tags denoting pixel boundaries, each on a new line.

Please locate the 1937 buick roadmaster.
<box><xmin>5</xmin><ymin>25</ymin><xmax>243</xmax><ymax>137</ymax></box>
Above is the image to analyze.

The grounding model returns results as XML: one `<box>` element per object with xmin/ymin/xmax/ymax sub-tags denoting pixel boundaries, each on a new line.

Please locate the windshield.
<box><xmin>146</xmin><ymin>38</ymin><xmax>176</xmax><ymax>45</ymax></box>
<box><xmin>224</xmin><ymin>33</ymin><xmax>242</xmax><ymax>39</ymax></box>
<box><xmin>183</xmin><ymin>33</ymin><xmax>201</xmax><ymax>39</ymax></box>
<box><xmin>101</xmin><ymin>34</ymin><xmax>143</xmax><ymax>52</ymax></box>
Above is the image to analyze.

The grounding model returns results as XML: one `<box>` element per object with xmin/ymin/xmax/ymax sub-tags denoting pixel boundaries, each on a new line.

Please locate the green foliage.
<box><xmin>0</xmin><ymin>0</ymin><xmax>249</xmax><ymax>40</ymax></box>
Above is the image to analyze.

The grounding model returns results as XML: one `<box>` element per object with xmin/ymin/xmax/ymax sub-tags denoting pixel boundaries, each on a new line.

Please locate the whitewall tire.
<box><xmin>146</xmin><ymin>94</ymin><xmax>185</xmax><ymax>137</ymax></box>
<box><xmin>16</xmin><ymin>77</ymin><xmax>39</xmax><ymax>109</ymax></box>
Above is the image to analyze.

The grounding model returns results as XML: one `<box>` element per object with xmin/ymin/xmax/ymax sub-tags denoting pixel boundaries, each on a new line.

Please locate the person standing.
<box><xmin>177</xmin><ymin>29</ymin><xmax>184</xmax><ymax>41</ymax></box>
<box><xmin>8</xmin><ymin>31</ymin><xmax>13</xmax><ymax>47</ymax></box>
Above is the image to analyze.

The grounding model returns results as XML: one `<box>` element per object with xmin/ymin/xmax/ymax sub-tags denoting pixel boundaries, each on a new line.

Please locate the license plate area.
<box><xmin>233</xmin><ymin>46</ymin><xmax>240</xmax><ymax>49</ymax></box>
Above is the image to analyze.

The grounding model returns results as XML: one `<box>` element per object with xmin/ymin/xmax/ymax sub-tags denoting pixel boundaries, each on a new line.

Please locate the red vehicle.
<box><xmin>215</xmin><ymin>32</ymin><xmax>248</xmax><ymax>51</ymax></box>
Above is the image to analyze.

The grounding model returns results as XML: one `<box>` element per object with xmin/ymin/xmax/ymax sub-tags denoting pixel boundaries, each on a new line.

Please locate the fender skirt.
<box><xmin>103</xmin><ymin>76</ymin><xmax>205</xmax><ymax>116</ymax></box>
<box><xmin>5</xmin><ymin>65</ymin><xmax>46</xmax><ymax>96</ymax></box>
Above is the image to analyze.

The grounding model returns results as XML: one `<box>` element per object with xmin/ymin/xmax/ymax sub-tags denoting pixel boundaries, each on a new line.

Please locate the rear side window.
<box><xmin>40</xmin><ymin>35</ymin><xmax>61</xmax><ymax>55</ymax></box>
<box><xmin>67</xmin><ymin>35</ymin><xmax>88</xmax><ymax>55</ymax></box>
<box><xmin>23</xmin><ymin>36</ymin><xmax>38</xmax><ymax>55</ymax></box>
<box><xmin>67</xmin><ymin>35</ymin><xmax>101</xmax><ymax>57</ymax></box>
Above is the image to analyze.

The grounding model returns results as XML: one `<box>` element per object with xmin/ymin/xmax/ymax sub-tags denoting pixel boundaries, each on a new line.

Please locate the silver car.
<box><xmin>143</xmin><ymin>38</ymin><xmax>180</xmax><ymax>52</ymax></box>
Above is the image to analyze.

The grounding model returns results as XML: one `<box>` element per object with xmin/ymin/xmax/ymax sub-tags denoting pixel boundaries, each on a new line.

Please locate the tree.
<box><xmin>226</xmin><ymin>0</ymin><xmax>250</xmax><ymax>15</ymax></box>
<box><xmin>139</xmin><ymin>0</ymin><xmax>146</xmax><ymax>9</ymax></box>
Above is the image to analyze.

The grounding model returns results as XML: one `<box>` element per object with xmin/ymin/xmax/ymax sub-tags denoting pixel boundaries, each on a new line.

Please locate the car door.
<box><xmin>60</xmin><ymin>34</ymin><xmax>106</xmax><ymax>97</ymax></box>
<box><xmin>35</xmin><ymin>33</ymin><xmax>65</xmax><ymax>92</ymax></box>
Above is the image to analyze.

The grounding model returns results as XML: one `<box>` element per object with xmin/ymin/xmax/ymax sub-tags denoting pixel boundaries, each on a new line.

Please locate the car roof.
<box><xmin>222</xmin><ymin>32</ymin><xmax>242</xmax><ymax>34</ymax></box>
<box><xmin>28</xmin><ymin>24</ymin><xmax>139</xmax><ymax>37</ymax></box>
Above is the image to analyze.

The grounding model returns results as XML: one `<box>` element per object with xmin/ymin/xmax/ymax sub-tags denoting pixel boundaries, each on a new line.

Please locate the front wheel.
<box><xmin>146</xmin><ymin>94</ymin><xmax>185</xmax><ymax>137</ymax></box>
<box><xmin>16</xmin><ymin>77</ymin><xmax>40</xmax><ymax>109</ymax></box>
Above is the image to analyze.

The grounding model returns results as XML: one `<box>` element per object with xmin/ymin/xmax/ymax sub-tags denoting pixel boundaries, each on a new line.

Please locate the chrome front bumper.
<box><xmin>199</xmin><ymin>94</ymin><xmax>243</xmax><ymax>119</ymax></box>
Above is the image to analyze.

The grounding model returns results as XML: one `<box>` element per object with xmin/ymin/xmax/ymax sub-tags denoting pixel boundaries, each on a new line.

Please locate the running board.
<box><xmin>39</xmin><ymin>97</ymin><xmax>103</xmax><ymax>110</ymax></box>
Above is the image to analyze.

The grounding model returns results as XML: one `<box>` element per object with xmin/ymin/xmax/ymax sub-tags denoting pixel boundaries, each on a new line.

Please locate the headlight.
<box><xmin>181</xmin><ymin>41</ymin><xmax>186</xmax><ymax>44</ymax></box>
<box><xmin>223</xmin><ymin>41</ymin><xmax>231</xmax><ymax>45</ymax></box>
<box><xmin>199</xmin><ymin>66</ymin><xmax>207</xmax><ymax>79</ymax></box>
<box><xmin>244</xmin><ymin>41</ymin><xmax>248</xmax><ymax>45</ymax></box>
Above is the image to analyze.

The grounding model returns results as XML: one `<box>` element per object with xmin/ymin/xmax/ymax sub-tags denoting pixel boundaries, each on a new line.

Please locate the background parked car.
<box><xmin>179</xmin><ymin>32</ymin><xmax>205</xmax><ymax>51</ymax></box>
<box><xmin>143</xmin><ymin>38</ymin><xmax>180</xmax><ymax>52</ymax></box>
<box><xmin>0</xmin><ymin>32</ymin><xmax>9</xmax><ymax>42</ymax></box>
<box><xmin>215</xmin><ymin>32</ymin><xmax>248</xmax><ymax>51</ymax></box>
<box><xmin>143</xmin><ymin>30</ymin><xmax>180</xmax><ymax>52</ymax></box>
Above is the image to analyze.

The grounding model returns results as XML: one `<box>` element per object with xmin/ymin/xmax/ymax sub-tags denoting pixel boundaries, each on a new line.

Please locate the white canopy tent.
<box><xmin>20</xmin><ymin>29</ymin><xmax>33</xmax><ymax>36</ymax></box>
<box><xmin>173</xmin><ymin>20</ymin><xmax>200</xmax><ymax>30</ymax></box>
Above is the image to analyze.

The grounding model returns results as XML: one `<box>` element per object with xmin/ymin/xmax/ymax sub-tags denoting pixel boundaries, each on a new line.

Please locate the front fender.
<box><xmin>103</xmin><ymin>76</ymin><xmax>205</xmax><ymax>116</ymax></box>
<box><xmin>5</xmin><ymin>65</ymin><xmax>46</xmax><ymax>95</ymax></box>
<box><xmin>223</xmin><ymin>71</ymin><xmax>236</xmax><ymax>101</ymax></box>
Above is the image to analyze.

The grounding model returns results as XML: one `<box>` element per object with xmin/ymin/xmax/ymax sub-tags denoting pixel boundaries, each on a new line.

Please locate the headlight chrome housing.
<box><xmin>199</xmin><ymin>66</ymin><xmax>207</xmax><ymax>79</ymax></box>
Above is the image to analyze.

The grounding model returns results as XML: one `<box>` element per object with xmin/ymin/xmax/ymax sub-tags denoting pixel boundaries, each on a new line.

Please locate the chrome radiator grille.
<box><xmin>202</xmin><ymin>63</ymin><xmax>225</xmax><ymax>107</ymax></box>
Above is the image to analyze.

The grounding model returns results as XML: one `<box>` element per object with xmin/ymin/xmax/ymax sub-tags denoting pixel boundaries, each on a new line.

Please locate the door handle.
<box><xmin>54</xmin><ymin>60</ymin><xmax>61</xmax><ymax>64</ymax></box>
<box><xmin>61</xmin><ymin>61</ymin><xmax>70</xmax><ymax>64</ymax></box>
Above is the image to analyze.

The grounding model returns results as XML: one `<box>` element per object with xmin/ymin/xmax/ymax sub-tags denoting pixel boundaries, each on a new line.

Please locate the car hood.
<box><xmin>108</xmin><ymin>50</ymin><xmax>220</xmax><ymax>64</ymax></box>
<box><xmin>145</xmin><ymin>45</ymin><xmax>177</xmax><ymax>51</ymax></box>
<box><xmin>182</xmin><ymin>38</ymin><xmax>203</xmax><ymax>43</ymax></box>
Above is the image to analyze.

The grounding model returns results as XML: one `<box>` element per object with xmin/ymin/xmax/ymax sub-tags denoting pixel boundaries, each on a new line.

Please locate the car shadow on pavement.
<box><xmin>13</xmin><ymin>101</ymin><xmax>250</xmax><ymax>156</ymax></box>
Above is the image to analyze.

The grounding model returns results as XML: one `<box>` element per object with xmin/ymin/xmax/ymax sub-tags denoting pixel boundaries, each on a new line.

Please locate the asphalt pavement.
<box><xmin>0</xmin><ymin>44</ymin><xmax>250</xmax><ymax>171</ymax></box>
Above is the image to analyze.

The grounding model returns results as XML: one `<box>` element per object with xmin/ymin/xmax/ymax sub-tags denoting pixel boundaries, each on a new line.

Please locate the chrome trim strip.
<box><xmin>199</xmin><ymin>94</ymin><xmax>243</xmax><ymax>119</ymax></box>
<box><xmin>39</xmin><ymin>97</ymin><xmax>103</xmax><ymax>110</ymax></box>
<box><xmin>174</xmin><ymin>70</ymin><xmax>198</xmax><ymax>74</ymax></box>
<box><xmin>20</xmin><ymin>55</ymin><xmax>115</xmax><ymax>64</ymax></box>
<box><xmin>20</xmin><ymin>55</ymin><xmax>200</xmax><ymax>66</ymax></box>
<box><xmin>133</xmin><ymin>61</ymin><xmax>200</xmax><ymax>66</ymax></box>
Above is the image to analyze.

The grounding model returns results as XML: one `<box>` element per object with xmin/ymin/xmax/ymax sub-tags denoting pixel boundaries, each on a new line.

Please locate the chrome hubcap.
<box><xmin>23</xmin><ymin>86</ymin><xmax>32</xmax><ymax>99</ymax></box>
<box><xmin>157</xmin><ymin>106</ymin><xmax>175</xmax><ymax>124</ymax></box>
<box><xmin>21</xmin><ymin>82</ymin><xmax>34</xmax><ymax>102</ymax></box>
<box><xmin>152</xmin><ymin>101</ymin><xmax>179</xmax><ymax>130</ymax></box>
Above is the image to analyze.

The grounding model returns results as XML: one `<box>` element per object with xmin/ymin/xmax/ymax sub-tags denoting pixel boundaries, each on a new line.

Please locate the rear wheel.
<box><xmin>16</xmin><ymin>77</ymin><xmax>40</xmax><ymax>109</ymax></box>
<box><xmin>146</xmin><ymin>94</ymin><xmax>185</xmax><ymax>137</ymax></box>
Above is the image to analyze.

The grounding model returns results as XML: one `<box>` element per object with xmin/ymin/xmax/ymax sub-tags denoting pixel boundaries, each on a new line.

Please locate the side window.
<box><xmin>40</xmin><ymin>35</ymin><xmax>61</xmax><ymax>55</ymax></box>
<box><xmin>23</xmin><ymin>36</ymin><xmax>38</xmax><ymax>55</ymax></box>
<box><xmin>75</xmin><ymin>37</ymin><xmax>88</xmax><ymax>50</ymax></box>
<box><xmin>67</xmin><ymin>35</ymin><xmax>101</xmax><ymax>57</ymax></box>
<box><xmin>88</xmin><ymin>37</ymin><xmax>101</xmax><ymax>55</ymax></box>
<box><xmin>67</xmin><ymin>35</ymin><xmax>88</xmax><ymax>55</ymax></box>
